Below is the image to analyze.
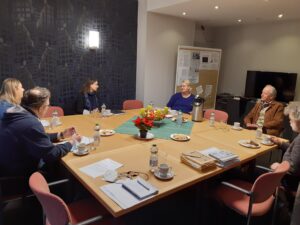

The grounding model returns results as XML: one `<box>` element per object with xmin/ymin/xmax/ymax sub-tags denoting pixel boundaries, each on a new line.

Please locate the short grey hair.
<box><xmin>264</xmin><ymin>84</ymin><xmax>277</xmax><ymax>99</ymax></box>
<box><xmin>21</xmin><ymin>86</ymin><xmax>50</xmax><ymax>110</ymax></box>
<box><xmin>284</xmin><ymin>101</ymin><xmax>300</xmax><ymax>121</ymax></box>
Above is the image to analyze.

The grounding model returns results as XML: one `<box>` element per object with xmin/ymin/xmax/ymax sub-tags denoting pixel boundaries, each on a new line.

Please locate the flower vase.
<box><xmin>139</xmin><ymin>129</ymin><xmax>148</xmax><ymax>138</ymax></box>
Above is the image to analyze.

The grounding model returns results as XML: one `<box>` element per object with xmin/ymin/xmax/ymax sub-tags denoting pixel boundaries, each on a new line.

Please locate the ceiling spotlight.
<box><xmin>182</xmin><ymin>12</ymin><xmax>187</xmax><ymax>16</ymax></box>
<box><xmin>214</xmin><ymin>5</ymin><xmax>219</xmax><ymax>10</ymax></box>
<box><xmin>278</xmin><ymin>14</ymin><xmax>283</xmax><ymax>18</ymax></box>
<box><xmin>238</xmin><ymin>19</ymin><xmax>242</xmax><ymax>23</ymax></box>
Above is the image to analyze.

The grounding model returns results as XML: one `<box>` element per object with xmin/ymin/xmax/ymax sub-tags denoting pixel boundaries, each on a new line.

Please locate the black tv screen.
<box><xmin>244</xmin><ymin>70</ymin><xmax>297</xmax><ymax>103</ymax></box>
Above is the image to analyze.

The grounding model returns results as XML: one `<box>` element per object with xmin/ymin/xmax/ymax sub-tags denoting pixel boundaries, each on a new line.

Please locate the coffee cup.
<box><xmin>263</xmin><ymin>135</ymin><xmax>271</xmax><ymax>143</ymax></box>
<box><xmin>158</xmin><ymin>163</ymin><xmax>171</xmax><ymax>177</ymax></box>
<box><xmin>77</xmin><ymin>143</ymin><xmax>87</xmax><ymax>154</ymax></box>
<box><xmin>233</xmin><ymin>122</ymin><xmax>240</xmax><ymax>128</ymax></box>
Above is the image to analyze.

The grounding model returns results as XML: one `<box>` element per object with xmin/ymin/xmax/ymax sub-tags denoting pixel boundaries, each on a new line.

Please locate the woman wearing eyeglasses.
<box><xmin>167</xmin><ymin>80</ymin><xmax>194</xmax><ymax>113</ymax></box>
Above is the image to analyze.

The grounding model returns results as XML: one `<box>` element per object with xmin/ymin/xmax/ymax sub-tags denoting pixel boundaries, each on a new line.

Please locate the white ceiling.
<box><xmin>147</xmin><ymin>0</ymin><xmax>300</xmax><ymax>27</ymax></box>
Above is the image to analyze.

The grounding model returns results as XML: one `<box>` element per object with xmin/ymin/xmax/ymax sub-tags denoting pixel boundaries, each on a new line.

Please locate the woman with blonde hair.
<box><xmin>0</xmin><ymin>78</ymin><xmax>24</xmax><ymax>119</ymax></box>
<box><xmin>167</xmin><ymin>80</ymin><xmax>194</xmax><ymax>113</ymax></box>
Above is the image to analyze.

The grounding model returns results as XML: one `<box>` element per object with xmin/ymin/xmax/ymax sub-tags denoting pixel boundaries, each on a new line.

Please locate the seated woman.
<box><xmin>75</xmin><ymin>79</ymin><xmax>99</xmax><ymax>114</ymax></box>
<box><xmin>0</xmin><ymin>78</ymin><xmax>24</xmax><ymax>119</ymax></box>
<box><xmin>167</xmin><ymin>80</ymin><xmax>194</xmax><ymax>113</ymax></box>
<box><xmin>271</xmin><ymin>101</ymin><xmax>300</xmax><ymax>191</ymax></box>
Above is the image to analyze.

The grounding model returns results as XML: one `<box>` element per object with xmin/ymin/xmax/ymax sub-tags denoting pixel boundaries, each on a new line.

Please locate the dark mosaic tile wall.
<box><xmin>0</xmin><ymin>0</ymin><xmax>137</xmax><ymax>114</ymax></box>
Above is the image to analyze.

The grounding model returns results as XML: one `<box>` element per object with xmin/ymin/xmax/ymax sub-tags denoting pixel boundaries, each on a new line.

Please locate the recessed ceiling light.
<box><xmin>238</xmin><ymin>19</ymin><xmax>242</xmax><ymax>23</ymax></box>
<box><xmin>278</xmin><ymin>14</ymin><xmax>283</xmax><ymax>18</ymax></box>
<box><xmin>214</xmin><ymin>5</ymin><xmax>219</xmax><ymax>10</ymax></box>
<box><xmin>182</xmin><ymin>12</ymin><xmax>187</xmax><ymax>16</ymax></box>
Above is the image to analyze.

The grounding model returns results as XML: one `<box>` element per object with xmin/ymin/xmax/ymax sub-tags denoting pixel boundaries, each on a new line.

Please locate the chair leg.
<box><xmin>271</xmin><ymin>188</ymin><xmax>279</xmax><ymax>225</ymax></box>
<box><xmin>246</xmin><ymin>195</ymin><xmax>254</xmax><ymax>225</ymax></box>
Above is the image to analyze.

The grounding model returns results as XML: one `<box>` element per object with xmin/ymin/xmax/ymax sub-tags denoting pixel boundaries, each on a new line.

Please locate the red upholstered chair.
<box><xmin>29</xmin><ymin>172</ymin><xmax>112</xmax><ymax>225</ymax></box>
<box><xmin>215</xmin><ymin>161</ymin><xmax>290</xmax><ymax>225</ymax></box>
<box><xmin>204</xmin><ymin>109</ymin><xmax>228</xmax><ymax>122</ymax></box>
<box><xmin>122</xmin><ymin>100</ymin><xmax>143</xmax><ymax>110</ymax></box>
<box><xmin>43</xmin><ymin>106</ymin><xmax>64</xmax><ymax>118</ymax></box>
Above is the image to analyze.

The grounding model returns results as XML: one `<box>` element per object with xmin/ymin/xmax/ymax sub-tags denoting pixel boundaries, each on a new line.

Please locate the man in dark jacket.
<box><xmin>0</xmin><ymin>87</ymin><xmax>81</xmax><ymax>177</ymax></box>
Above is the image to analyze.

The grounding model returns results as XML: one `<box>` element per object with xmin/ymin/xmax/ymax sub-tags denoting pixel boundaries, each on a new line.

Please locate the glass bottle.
<box><xmin>209</xmin><ymin>112</ymin><xmax>215</xmax><ymax>127</ymax></box>
<box><xmin>177</xmin><ymin>110</ymin><xmax>183</xmax><ymax>126</ymax></box>
<box><xmin>93</xmin><ymin>123</ymin><xmax>101</xmax><ymax>148</ymax></box>
<box><xmin>101</xmin><ymin>103</ymin><xmax>106</xmax><ymax>116</ymax></box>
<box><xmin>256</xmin><ymin>125</ymin><xmax>263</xmax><ymax>139</ymax></box>
<box><xmin>149</xmin><ymin>144</ymin><xmax>158</xmax><ymax>173</ymax></box>
<box><xmin>50</xmin><ymin>110</ymin><xmax>59</xmax><ymax>128</ymax></box>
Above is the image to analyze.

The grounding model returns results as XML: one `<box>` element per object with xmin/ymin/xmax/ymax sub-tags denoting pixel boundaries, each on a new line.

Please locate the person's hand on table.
<box><xmin>61</xmin><ymin>127</ymin><xmax>77</xmax><ymax>139</ymax></box>
<box><xmin>270</xmin><ymin>136</ymin><xmax>282</xmax><ymax>145</ymax></box>
<box><xmin>69</xmin><ymin>134</ymin><xmax>81</xmax><ymax>146</ymax></box>
<box><xmin>246</xmin><ymin>123</ymin><xmax>258</xmax><ymax>129</ymax></box>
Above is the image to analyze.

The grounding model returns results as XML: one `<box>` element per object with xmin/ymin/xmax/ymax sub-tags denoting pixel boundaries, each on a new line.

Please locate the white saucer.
<box><xmin>72</xmin><ymin>149</ymin><xmax>89</xmax><ymax>156</ymax></box>
<box><xmin>154</xmin><ymin>170</ymin><xmax>174</xmax><ymax>180</ymax></box>
<box><xmin>170</xmin><ymin>133</ymin><xmax>190</xmax><ymax>141</ymax></box>
<box><xmin>134</xmin><ymin>132</ymin><xmax>154</xmax><ymax>140</ymax></box>
<box><xmin>238</xmin><ymin>140</ymin><xmax>261</xmax><ymax>149</ymax></box>
<box><xmin>231</xmin><ymin>126</ymin><xmax>243</xmax><ymax>131</ymax></box>
<box><xmin>165</xmin><ymin>114</ymin><xmax>173</xmax><ymax>118</ymax></box>
<box><xmin>261</xmin><ymin>140</ymin><xmax>274</xmax><ymax>146</ymax></box>
<box><xmin>100</xmin><ymin>129</ymin><xmax>116</xmax><ymax>136</ymax></box>
<box><xmin>103</xmin><ymin>112</ymin><xmax>113</xmax><ymax>117</ymax></box>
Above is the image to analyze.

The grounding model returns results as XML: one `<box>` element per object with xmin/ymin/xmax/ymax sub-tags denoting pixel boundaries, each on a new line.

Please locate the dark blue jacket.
<box><xmin>0</xmin><ymin>106</ymin><xmax>72</xmax><ymax>177</ymax></box>
<box><xmin>167</xmin><ymin>93</ymin><xmax>194</xmax><ymax>113</ymax></box>
<box><xmin>0</xmin><ymin>100</ymin><xmax>13</xmax><ymax>119</ymax></box>
<box><xmin>75</xmin><ymin>92</ymin><xmax>99</xmax><ymax>114</ymax></box>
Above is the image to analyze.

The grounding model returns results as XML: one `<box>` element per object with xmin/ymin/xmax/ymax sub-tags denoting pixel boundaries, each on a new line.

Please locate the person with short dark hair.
<box><xmin>0</xmin><ymin>86</ymin><xmax>81</xmax><ymax>177</ymax></box>
<box><xmin>0</xmin><ymin>78</ymin><xmax>24</xmax><ymax>119</ymax></box>
<box><xmin>243</xmin><ymin>84</ymin><xmax>284</xmax><ymax>136</ymax></box>
<box><xmin>75</xmin><ymin>79</ymin><xmax>99</xmax><ymax>114</ymax></box>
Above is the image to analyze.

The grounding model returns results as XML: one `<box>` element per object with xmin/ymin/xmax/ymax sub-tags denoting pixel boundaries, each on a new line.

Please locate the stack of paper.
<box><xmin>181</xmin><ymin>151</ymin><xmax>216</xmax><ymax>171</ymax></box>
<box><xmin>100</xmin><ymin>177</ymin><xmax>158</xmax><ymax>209</ymax></box>
<box><xmin>200</xmin><ymin>147</ymin><xmax>240</xmax><ymax>168</ymax></box>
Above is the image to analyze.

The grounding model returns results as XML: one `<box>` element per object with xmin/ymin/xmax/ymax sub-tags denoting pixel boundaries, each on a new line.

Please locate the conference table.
<box><xmin>49</xmin><ymin>110</ymin><xmax>278</xmax><ymax>218</ymax></box>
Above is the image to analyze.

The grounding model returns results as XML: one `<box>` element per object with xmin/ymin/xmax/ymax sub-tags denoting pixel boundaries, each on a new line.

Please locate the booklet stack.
<box><xmin>180</xmin><ymin>151</ymin><xmax>217</xmax><ymax>171</ymax></box>
<box><xmin>200</xmin><ymin>147</ymin><xmax>240</xmax><ymax>168</ymax></box>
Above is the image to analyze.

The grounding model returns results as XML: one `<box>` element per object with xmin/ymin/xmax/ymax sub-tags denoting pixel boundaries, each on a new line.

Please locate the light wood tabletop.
<box><xmin>48</xmin><ymin>110</ymin><xmax>277</xmax><ymax>217</ymax></box>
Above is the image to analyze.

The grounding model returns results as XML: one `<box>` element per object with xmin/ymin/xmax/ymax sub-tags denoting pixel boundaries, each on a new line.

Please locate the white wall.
<box><xmin>214</xmin><ymin>20</ymin><xmax>300</xmax><ymax>100</ymax></box>
<box><xmin>137</xmin><ymin>12</ymin><xmax>195</xmax><ymax>107</ymax></box>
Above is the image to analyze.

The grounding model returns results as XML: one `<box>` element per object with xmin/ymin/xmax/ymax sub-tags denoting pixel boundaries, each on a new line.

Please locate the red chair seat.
<box><xmin>216</xmin><ymin>179</ymin><xmax>274</xmax><ymax>216</ymax></box>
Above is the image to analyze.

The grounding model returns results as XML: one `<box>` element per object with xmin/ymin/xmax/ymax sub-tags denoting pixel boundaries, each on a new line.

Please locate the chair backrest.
<box><xmin>204</xmin><ymin>109</ymin><xmax>229</xmax><ymax>122</ymax></box>
<box><xmin>123</xmin><ymin>100</ymin><xmax>143</xmax><ymax>110</ymax></box>
<box><xmin>43</xmin><ymin>106</ymin><xmax>64</xmax><ymax>118</ymax></box>
<box><xmin>251</xmin><ymin>161</ymin><xmax>290</xmax><ymax>203</ymax></box>
<box><xmin>29</xmin><ymin>172</ymin><xmax>72</xmax><ymax>225</ymax></box>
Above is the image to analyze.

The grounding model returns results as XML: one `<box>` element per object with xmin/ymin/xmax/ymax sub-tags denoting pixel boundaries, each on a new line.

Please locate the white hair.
<box><xmin>284</xmin><ymin>101</ymin><xmax>300</xmax><ymax>121</ymax></box>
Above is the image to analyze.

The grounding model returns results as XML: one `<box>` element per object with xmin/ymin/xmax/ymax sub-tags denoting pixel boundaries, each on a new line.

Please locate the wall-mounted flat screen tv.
<box><xmin>244</xmin><ymin>70</ymin><xmax>297</xmax><ymax>103</ymax></box>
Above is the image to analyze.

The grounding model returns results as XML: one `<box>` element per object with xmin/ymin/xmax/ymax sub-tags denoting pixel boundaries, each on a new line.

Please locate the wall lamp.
<box><xmin>88</xmin><ymin>30</ymin><xmax>99</xmax><ymax>49</ymax></box>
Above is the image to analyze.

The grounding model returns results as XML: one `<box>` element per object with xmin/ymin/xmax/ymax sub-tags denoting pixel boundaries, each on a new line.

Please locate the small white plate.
<box><xmin>40</xmin><ymin>120</ymin><xmax>50</xmax><ymax>127</ymax></box>
<box><xmin>100</xmin><ymin>129</ymin><xmax>116</xmax><ymax>136</ymax></box>
<box><xmin>231</xmin><ymin>126</ymin><xmax>243</xmax><ymax>131</ymax></box>
<box><xmin>261</xmin><ymin>140</ymin><xmax>274</xmax><ymax>146</ymax></box>
<box><xmin>134</xmin><ymin>132</ymin><xmax>154</xmax><ymax>140</ymax></box>
<box><xmin>170</xmin><ymin>133</ymin><xmax>190</xmax><ymax>142</ymax></box>
<box><xmin>238</xmin><ymin>140</ymin><xmax>261</xmax><ymax>149</ymax></box>
<box><xmin>103</xmin><ymin>112</ymin><xmax>113</xmax><ymax>117</ymax></box>
<box><xmin>154</xmin><ymin>170</ymin><xmax>174</xmax><ymax>180</ymax></box>
<box><xmin>72</xmin><ymin>149</ymin><xmax>89</xmax><ymax>156</ymax></box>
<box><xmin>165</xmin><ymin>114</ymin><xmax>173</xmax><ymax>118</ymax></box>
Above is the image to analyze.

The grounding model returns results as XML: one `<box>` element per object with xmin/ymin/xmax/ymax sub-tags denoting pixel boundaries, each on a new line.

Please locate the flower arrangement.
<box><xmin>133</xmin><ymin>117</ymin><xmax>153</xmax><ymax>131</ymax></box>
<box><xmin>139</xmin><ymin>105</ymin><xmax>169</xmax><ymax>121</ymax></box>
